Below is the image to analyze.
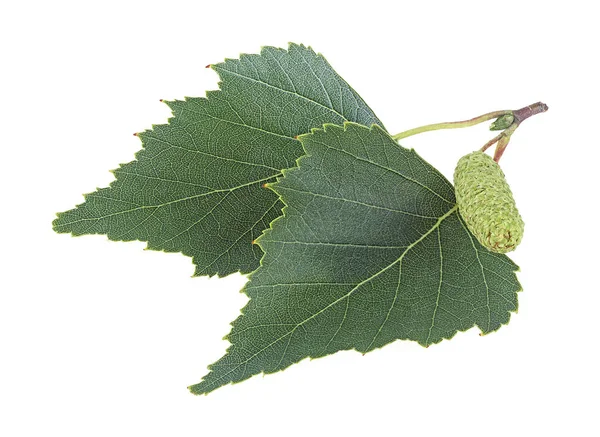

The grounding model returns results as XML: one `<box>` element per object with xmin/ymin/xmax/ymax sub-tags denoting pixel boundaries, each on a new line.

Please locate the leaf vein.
<box><xmin>141</xmin><ymin>133</ymin><xmax>282</xmax><ymax>172</ymax></box>
<box><xmin>204</xmin><ymin>206</ymin><xmax>458</xmax><ymax>386</ymax></box>
<box><xmin>458</xmin><ymin>214</ymin><xmax>492</xmax><ymax>331</ymax></box>
<box><xmin>57</xmin><ymin>175</ymin><xmax>279</xmax><ymax>227</ymax></box>
<box><xmin>425</xmin><ymin>226</ymin><xmax>444</xmax><ymax>345</ymax></box>
<box><xmin>276</xmin><ymin>186</ymin><xmax>440</xmax><ymax>218</ymax></box>
<box><xmin>215</xmin><ymin>68</ymin><xmax>347</xmax><ymax>122</ymax></box>
<box><xmin>315</xmin><ymin>140</ymin><xmax>455</xmax><ymax>205</ymax></box>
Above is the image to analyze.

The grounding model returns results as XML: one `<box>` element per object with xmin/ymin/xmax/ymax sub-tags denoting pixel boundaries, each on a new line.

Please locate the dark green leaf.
<box><xmin>53</xmin><ymin>44</ymin><xmax>383</xmax><ymax>277</ymax></box>
<box><xmin>190</xmin><ymin>123</ymin><xmax>520</xmax><ymax>394</ymax></box>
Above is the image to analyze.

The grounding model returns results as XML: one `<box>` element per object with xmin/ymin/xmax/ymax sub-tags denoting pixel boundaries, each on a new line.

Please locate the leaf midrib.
<box><xmin>54</xmin><ymin>174</ymin><xmax>280</xmax><ymax>228</ymax></box>
<box><xmin>201</xmin><ymin>205</ymin><xmax>458</xmax><ymax>390</ymax></box>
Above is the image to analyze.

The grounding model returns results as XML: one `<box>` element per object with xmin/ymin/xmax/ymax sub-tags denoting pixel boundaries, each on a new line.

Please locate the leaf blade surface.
<box><xmin>190</xmin><ymin>122</ymin><xmax>520</xmax><ymax>394</ymax></box>
<box><xmin>53</xmin><ymin>44</ymin><xmax>383</xmax><ymax>277</ymax></box>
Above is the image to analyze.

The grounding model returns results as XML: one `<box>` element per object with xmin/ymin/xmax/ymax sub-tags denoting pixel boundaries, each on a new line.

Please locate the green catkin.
<box><xmin>454</xmin><ymin>151</ymin><xmax>524</xmax><ymax>253</ymax></box>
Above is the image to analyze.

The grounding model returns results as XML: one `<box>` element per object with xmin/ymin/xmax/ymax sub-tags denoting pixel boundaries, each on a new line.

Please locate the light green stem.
<box><xmin>391</xmin><ymin>110</ymin><xmax>511</xmax><ymax>141</ymax></box>
<box><xmin>391</xmin><ymin>101</ymin><xmax>548</xmax><ymax>163</ymax></box>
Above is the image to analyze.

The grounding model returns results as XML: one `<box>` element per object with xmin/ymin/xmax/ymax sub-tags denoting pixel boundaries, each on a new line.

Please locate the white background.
<box><xmin>2</xmin><ymin>1</ymin><xmax>599</xmax><ymax>436</ymax></box>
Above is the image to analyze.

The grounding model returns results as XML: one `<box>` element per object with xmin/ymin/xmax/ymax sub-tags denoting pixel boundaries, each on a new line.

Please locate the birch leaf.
<box><xmin>190</xmin><ymin>123</ymin><xmax>520</xmax><ymax>394</ymax></box>
<box><xmin>53</xmin><ymin>44</ymin><xmax>383</xmax><ymax>277</ymax></box>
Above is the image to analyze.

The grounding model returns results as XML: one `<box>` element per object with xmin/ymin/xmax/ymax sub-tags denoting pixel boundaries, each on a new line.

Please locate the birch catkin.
<box><xmin>454</xmin><ymin>151</ymin><xmax>524</xmax><ymax>253</ymax></box>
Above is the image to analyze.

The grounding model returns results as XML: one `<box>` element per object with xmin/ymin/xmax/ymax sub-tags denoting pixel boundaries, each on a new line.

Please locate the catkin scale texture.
<box><xmin>454</xmin><ymin>151</ymin><xmax>524</xmax><ymax>253</ymax></box>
